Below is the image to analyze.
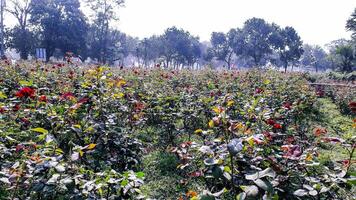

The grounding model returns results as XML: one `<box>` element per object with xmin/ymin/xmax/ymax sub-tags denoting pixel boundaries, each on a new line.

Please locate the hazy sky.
<box><xmin>115</xmin><ymin>0</ymin><xmax>354</xmax><ymax>45</ymax></box>
<box><xmin>5</xmin><ymin>0</ymin><xmax>355</xmax><ymax>46</ymax></box>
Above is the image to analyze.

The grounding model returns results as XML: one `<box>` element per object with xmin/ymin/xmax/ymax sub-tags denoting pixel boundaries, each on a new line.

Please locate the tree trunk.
<box><xmin>253</xmin><ymin>55</ymin><xmax>259</xmax><ymax>68</ymax></box>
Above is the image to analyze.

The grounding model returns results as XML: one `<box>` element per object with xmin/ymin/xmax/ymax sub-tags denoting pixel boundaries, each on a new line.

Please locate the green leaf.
<box><xmin>200</xmin><ymin>195</ymin><xmax>215</xmax><ymax>200</ymax></box>
<box><xmin>85</xmin><ymin>143</ymin><xmax>97</xmax><ymax>150</ymax></box>
<box><xmin>264</xmin><ymin>79</ymin><xmax>271</xmax><ymax>85</ymax></box>
<box><xmin>272</xmin><ymin>194</ymin><xmax>279</xmax><ymax>200</ymax></box>
<box><xmin>254</xmin><ymin>179</ymin><xmax>273</xmax><ymax>192</ymax></box>
<box><xmin>0</xmin><ymin>92</ymin><xmax>7</xmax><ymax>99</ymax></box>
<box><xmin>347</xmin><ymin>178</ymin><xmax>356</xmax><ymax>186</ymax></box>
<box><xmin>293</xmin><ymin>189</ymin><xmax>308</xmax><ymax>197</ymax></box>
<box><xmin>19</xmin><ymin>80</ymin><xmax>33</xmax><ymax>86</ymax></box>
<box><xmin>37</xmin><ymin>133</ymin><xmax>47</xmax><ymax>141</ymax></box>
<box><xmin>245</xmin><ymin>168</ymin><xmax>276</xmax><ymax>181</ymax></box>
<box><xmin>224</xmin><ymin>166</ymin><xmax>232</xmax><ymax>173</ymax></box>
<box><xmin>212</xmin><ymin>166</ymin><xmax>223</xmax><ymax>179</ymax></box>
<box><xmin>244</xmin><ymin>185</ymin><xmax>259</xmax><ymax>197</ymax></box>
<box><xmin>236</xmin><ymin>192</ymin><xmax>246</xmax><ymax>200</ymax></box>
<box><xmin>121</xmin><ymin>179</ymin><xmax>129</xmax><ymax>187</ymax></box>
<box><xmin>31</xmin><ymin>128</ymin><xmax>49</xmax><ymax>134</ymax></box>
<box><xmin>223</xmin><ymin>172</ymin><xmax>232</xmax><ymax>180</ymax></box>
<box><xmin>136</xmin><ymin>172</ymin><xmax>145</xmax><ymax>179</ymax></box>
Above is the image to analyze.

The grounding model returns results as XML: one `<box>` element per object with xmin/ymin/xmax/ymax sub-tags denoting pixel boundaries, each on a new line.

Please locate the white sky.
<box><xmin>116</xmin><ymin>0</ymin><xmax>354</xmax><ymax>46</ymax></box>
<box><xmin>4</xmin><ymin>0</ymin><xmax>355</xmax><ymax>46</ymax></box>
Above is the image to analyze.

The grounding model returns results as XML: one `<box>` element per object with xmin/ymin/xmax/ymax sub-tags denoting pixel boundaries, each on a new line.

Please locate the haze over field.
<box><xmin>116</xmin><ymin>0</ymin><xmax>355</xmax><ymax>45</ymax></box>
<box><xmin>4</xmin><ymin>0</ymin><xmax>355</xmax><ymax>45</ymax></box>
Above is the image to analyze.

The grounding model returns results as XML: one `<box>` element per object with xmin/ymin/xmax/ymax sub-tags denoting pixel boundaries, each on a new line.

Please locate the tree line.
<box><xmin>3</xmin><ymin>0</ymin><xmax>356</xmax><ymax>72</ymax></box>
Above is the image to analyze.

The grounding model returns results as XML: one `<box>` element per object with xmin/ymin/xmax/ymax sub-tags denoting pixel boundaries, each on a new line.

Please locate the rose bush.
<box><xmin>0</xmin><ymin>60</ymin><xmax>354</xmax><ymax>200</ymax></box>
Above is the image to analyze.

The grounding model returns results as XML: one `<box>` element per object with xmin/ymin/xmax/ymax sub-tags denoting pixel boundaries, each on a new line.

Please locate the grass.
<box><xmin>140</xmin><ymin>151</ymin><xmax>205</xmax><ymax>199</ymax></box>
<box><xmin>315</xmin><ymin>98</ymin><xmax>354</xmax><ymax>137</ymax></box>
<box><xmin>313</xmin><ymin>98</ymin><xmax>354</xmax><ymax>162</ymax></box>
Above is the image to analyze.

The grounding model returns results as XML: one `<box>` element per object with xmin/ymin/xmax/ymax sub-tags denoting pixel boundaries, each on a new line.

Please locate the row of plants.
<box><xmin>0</xmin><ymin>60</ymin><xmax>355</xmax><ymax>199</ymax></box>
<box><xmin>303</xmin><ymin>71</ymin><xmax>355</xmax><ymax>116</ymax></box>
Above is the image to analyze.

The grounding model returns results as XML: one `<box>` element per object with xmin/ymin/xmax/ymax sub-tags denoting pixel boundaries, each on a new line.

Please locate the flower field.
<box><xmin>0</xmin><ymin>61</ymin><xmax>355</xmax><ymax>200</ymax></box>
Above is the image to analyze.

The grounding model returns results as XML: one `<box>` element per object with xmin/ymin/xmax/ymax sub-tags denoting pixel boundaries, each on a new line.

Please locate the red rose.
<box><xmin>78</xmin><ymin>97</ymin><xmax>89</xmax><ymax>104</ymax></box>
<box><xmin>342</xmin><ymin>160</ymin><xmax>350</xmax><ymax>168</ymax></box>
<box><xmin>263</xmin><ymin>131</ymin><xmax>273</xmax><ymax>141</ymax></box>
<box><xmin>281</xmin><ymin>145</ymin><xmax>302</xmax><ymax>160</ymax></box>
<box><xmin>255</xmin><ymin>88</ymin><xmax>264</xmax><ymax>94</ymax></box>
<box><xmin>283</xmin><ymin>102</ymin><xmax>292</xmax><ymax>110</ymax></box>
<box><xmin>188</xmin><ymin>171</ymin><xmax>203</xmax><ymax>177</ymax></box>
<box><xmin>16</xmin><ymin>144</ymin><xmax>25</xmax><ymax>153</ymax></box>
<box><xmin>134</xmin><ymin>102</ymin><xmax>145</xmax><ymax>111</ymax></box>
<box><xmin>13</xmin><ymin>104</ymin><xmax>21</xmax><ymax>112</ymax></box>
<box><xmin>0</xmin><ymin>107</ymin><xmax>6</xmax><ymax>113</ymax></box>
<box><xmin>61</xmin><ymin>92</ymin><xmax>75</xmax><ymax>100</ymax></box>
<box><xmin>266</xmin><ymin>119</ymin><xmax>275</xmax><ymax>126</ymax></box>
<box><xmin>21</xmin><ymin>118</ymin><xmax>30</xmax><ymax>125</ymax></box>
<box><xmin>39</xmin><ymin>95</ymin><xmax>47</xmax><ymax>102</ymax></box>
<box><xmin>273</xmin><ymin>123</ymin><xmax>282</xmax><ymax>129</ymax></box>
<box><xmin>349</xmin><ymin>102</ymin><xmax>356</xmax><ymax>113</ymax></box>
<box><xmin>15</xmin><ymin>87</ymin><xmax>36</xmax><ymax>98</ymax></box>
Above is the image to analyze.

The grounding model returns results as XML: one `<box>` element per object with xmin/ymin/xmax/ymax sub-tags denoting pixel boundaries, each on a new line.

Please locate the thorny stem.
<box><xmin>230</xmin><ymin>153</ymin><xmax>235</xmax><ymax>193</ymax></box>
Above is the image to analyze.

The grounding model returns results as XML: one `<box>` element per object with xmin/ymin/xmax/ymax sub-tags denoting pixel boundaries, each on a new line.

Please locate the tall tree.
<box><xmin>136</xmin><ymin>36</ymin><xmax>162</xmax><ymax>67</ymax></box>
<box><xmin>159</xmin><ymin>27</ymin><xmax>199</xmax><ymax>68</ymax></box>
<box><xmin>336</xmin><ymin>45</ymin><xmax>354</xmax><ymax>72</ymax></box>
<box><xmin>240</xmin><ymin>18</ymin><xmax>274</xmax><ymax>67</ymax></box>
<box><xmin>325</xmin><ymin>39</ymin><xmax>350</xmax><ymax>70</ymax></box>
<box><xmin>346</xmin><ymin>8</ymin><xmax>356</xmax><ymax>39</ymax></box>
<box><xmin>6</xmin><ymin>0</ymin><xmax>35</xmax><ymax>59</ymax></box>
<box><xmin>271</xmin><ymin>26</ymin><xmax>304</xmax><ymax>72</ymax></box>
<box><xmin>86</xmin><ymin>27</ymin><xmax>135</xmax><ymax>65</ymax></box>
<box><xmin>30</xmin><ymin>0</ymin><xmax>87</xmax><ymax>60</ymax></box>
<box><xmin>6</xmin><ymin>26</ymin><xmax>36</xmax><ymax>59</ymax></box>
<box><xmin>185</xmin><ymin>36</ymin><xmax>201</xmax><ymax>67</ymax></box>
<box><xmin>301</xmin><ymin>44</ymin><xmax>330</xmax><ymax>72</ymax></box>
<box><xmin>208</xmin><ymin>32</ymin><xmax>234</xmax><ymax>69</ymax></box>
<box><xmin>85</xmin><ymin>0</ymin><xmax>124</xmax><ymax>63</ymax></box>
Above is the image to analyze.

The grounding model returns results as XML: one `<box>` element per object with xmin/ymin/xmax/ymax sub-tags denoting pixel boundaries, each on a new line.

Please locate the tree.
<box><xmin>346</xmin><ymin>8</ymin><xmax>356</xmax><ymax>39</ymax></box>
<box><xmin>5</xmin><ymin>0</ymin><xmax>34</xmax><ymax>59</ymax></box>
<box><xmin>336</xmin><ymin>45</ymin><xmax>354</xmax><ymax>72</ymax></box>
<box><xmin>87</xmin><ymin>27</ymin><xmax>137</xmax><ymax>65</ymax></box>
<box><xmin>185</xmin><ymin>36</ymin><xmax>201</xmax><ymax>67</ymax></box>
<box><xmin>6</xmin><ymin>26</ymin><xmax>36</xmax><ymax>59</ymax></box>
<box><xmin>208</xmin><ymin>32</ymin><xmax>234</xmax><ymax>69</ymax></box>
<box><xmin>301</xmin><ymin>44</ymin><xmax>330</xmax><ymax>72</ymax></box>
<box><xmin>326</xmin><ymin>39</ymin><xmax>350</xmax><ymax>70</ymax></box>
<box><xmin>158</xmin><ymin>27</ymin><xmax>200</xmax><ymax>69</ymax></box>
<box><xmin>271</xmin><ymin>26</ymin><xmax>304</xmax><ymax>72</ymax></box>
<box><xmin>85</xmin><ymin>0</ymin><xmax>124</xmax><ymax>63</ymax></box>
<box><xmin>30</xmin><ymin>0</ymin><xmax>88</xmax><ymax>60</ymax></box>
<box><xmin>240</xmin><ymin>18</ymin><xmax>274</xmax><ymax>67</ymax></box>
<box><xmin>159</xmin><ymin>27</ymin><xmax>181</xmax><ymax>68</ymax></box>
<box><xmin>228</xmin><ymin>28</ymin><xmax>246</xmax><ymax>68</ymax></box>
<box><xmin>136</xmin><ymin>36</ymin><xmax>164</xmax><ymax>67</ymax></box>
